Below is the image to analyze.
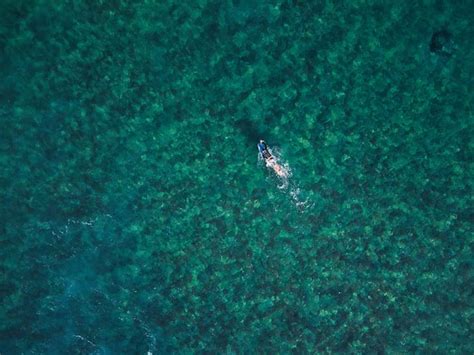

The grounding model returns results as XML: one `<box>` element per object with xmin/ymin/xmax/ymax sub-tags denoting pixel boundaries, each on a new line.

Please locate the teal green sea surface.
<box><xmin>1</xmin><ymin>0</ymin><xmax>473</xmax><ymax>353</ymax></box>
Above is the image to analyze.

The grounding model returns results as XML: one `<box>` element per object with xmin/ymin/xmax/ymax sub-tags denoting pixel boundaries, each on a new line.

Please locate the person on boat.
<box><xmin>258</xmin><ymin>140</ymin><xmax>288</xmax><ymax>178</ymax></box>
<box><xmin>257</xmin><ymin>139</ymin><xmax>272</xmax><ymax>160</ymax></box>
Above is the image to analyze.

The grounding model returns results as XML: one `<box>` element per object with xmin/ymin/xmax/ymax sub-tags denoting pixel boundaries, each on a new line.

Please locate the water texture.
<box><xmin>0</xmin><ymin>0</ymin><xmax>473</xmax><ymax>353</ymax></box>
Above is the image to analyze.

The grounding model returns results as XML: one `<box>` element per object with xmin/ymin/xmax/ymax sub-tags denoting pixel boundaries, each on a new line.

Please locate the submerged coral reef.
<box><xmin>0</xmin><ymin>0</ymin><xmax>472</xmax><ymax>353</ymax></box>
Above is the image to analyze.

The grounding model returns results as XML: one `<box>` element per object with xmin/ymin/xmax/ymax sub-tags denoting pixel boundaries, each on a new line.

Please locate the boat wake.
<box><xmin>258</xmin><ymin>147</ymin><xmax>312</xmax><ymax>211</ymax></box>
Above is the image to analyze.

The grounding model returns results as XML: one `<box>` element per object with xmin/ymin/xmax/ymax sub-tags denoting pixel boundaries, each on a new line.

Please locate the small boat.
<box><xmin>257</xmin><ymin>140</ymin><xmax>289</xmax><ymax>178</ymax></box>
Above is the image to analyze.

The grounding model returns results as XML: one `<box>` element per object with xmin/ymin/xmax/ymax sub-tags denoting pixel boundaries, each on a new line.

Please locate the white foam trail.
<box><xmin>289</xmin><ymin>186</ymin><xmax>312</xmax><ymax>210</ymax></box>
<box><xmin>258</xmin><ymin>147</ymin><xmax>312</xmax><ymax>210</ymax></box>
<box><xmin>73</xmin><ymin>334</ymin><xmax>97</xmax><ymax>347</ymax></box>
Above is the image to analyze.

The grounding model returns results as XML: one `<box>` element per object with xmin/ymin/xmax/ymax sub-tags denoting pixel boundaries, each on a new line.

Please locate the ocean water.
<box><xmin>0</xmin><ymin>0</ymin><xmax>473</xmax><ymax>353</ymax></box>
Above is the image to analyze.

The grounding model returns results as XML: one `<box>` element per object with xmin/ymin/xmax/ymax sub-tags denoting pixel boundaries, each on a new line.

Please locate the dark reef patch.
<box><xmin>235</xmin><ymin>118</ymin><xmax>265</xmax><ymax>144</ymax></box>
<box><xmin>430</xmin><ymin>29</ymin><xmax>454</xmax><ymax>56</ymax></box>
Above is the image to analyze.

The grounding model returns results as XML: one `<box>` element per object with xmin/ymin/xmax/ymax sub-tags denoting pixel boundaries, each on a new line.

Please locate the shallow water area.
<box><xmin>1</xmin><ymin>0</ymin><xmax>473</xmax><ymax>353</ymax></box>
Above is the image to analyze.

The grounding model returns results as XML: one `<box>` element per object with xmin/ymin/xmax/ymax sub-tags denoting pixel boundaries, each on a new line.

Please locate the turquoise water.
<box><xmin>1</xmin><ymin>0</ymin><xmax>473</xmax><ymax>353</ymax></box>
